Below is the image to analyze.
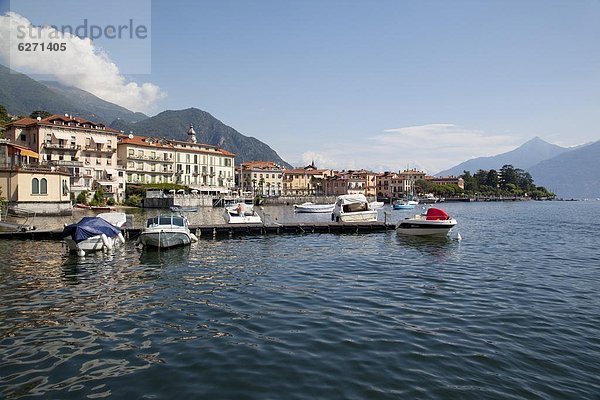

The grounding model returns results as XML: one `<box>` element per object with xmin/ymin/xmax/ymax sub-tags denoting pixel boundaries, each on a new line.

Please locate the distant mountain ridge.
<box><xmin>436</xmin><ymin>137</ymin><xmax>568</xmax><ymax>176</ymax></box>
<box><xmin>0</xmin><ymin>64</ymin><xmax>146</xmax><ymax>124</ymax></box>
<box><xmin>110</xmin><ymin>108</ymin><xmax>292</xmax><ymax>168</ymax></box>
<box><xmin>1</xmin><ymin>65</ymin><xmax>291</xmax><ymax>166</ymax></box>
<box><xmin>41</xmin><ymin>81</ymin><xmax>148</xmax><ymax>123</ymax></box>
<box><xmin>529</xmin><ymin>140</ymin><xmax>600</xmax><ymax>199</ymax></box>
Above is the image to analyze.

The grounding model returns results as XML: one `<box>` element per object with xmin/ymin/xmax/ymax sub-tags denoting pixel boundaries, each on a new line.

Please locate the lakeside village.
<box><xmin>0</xmin><ymin>111</ymin><xmax>555</xmax><ymax>218</ymax></box>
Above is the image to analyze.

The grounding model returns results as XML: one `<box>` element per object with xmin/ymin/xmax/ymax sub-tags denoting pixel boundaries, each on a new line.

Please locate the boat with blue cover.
<box><xmin>62</xmin><ymin>213</ymin><xmax>126</xmax><ymax>256</ymax></box>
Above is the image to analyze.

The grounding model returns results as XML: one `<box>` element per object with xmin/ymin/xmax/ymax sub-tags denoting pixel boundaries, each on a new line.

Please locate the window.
<box><xmin>128</xmin><ymin>149</ymin><xmax>134</xmax><ymax>157</ymax></box>
<box><xmin>32</xmin><ymin>178</ymin><xmax>39</xmax><ymax>194</ymax></box>
<box><xmin>20</xmin><ymin>134</ymin><xmax>26</xmax><ymax>141</ymax></box>
<box><xmin>62</xmin><ymin>179</ymin><xmax>69</xmax><ymax>196</ymax></box>
<box><xmin>40</xmin><ymin>178</ymin><xmax>47</xmax><ymax>194</ymax></box>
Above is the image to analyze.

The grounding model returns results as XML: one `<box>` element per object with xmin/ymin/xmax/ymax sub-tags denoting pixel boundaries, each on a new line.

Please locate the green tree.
<box><xmin>461</xmin><ymin>170</ymin><xmax>478</xmax><ymax>192</ymax></box>
<box><xmin>90</xmin><ymin>187</ymin><xmax>106</xmax><ymax>206</ymax></box>
<box><xmin>76</xmin><ymin>190</ymin><xmax>89</xmax><ymax>205</ymax></box>
<box><xmin>125</xmin><ymin>194</ymin><xmax>142</xmax><ymax>207</ymax></box>
<box><xmin>486</xmin><ymin>169</ymin><xmax>499</xmax><ymax>188</ymax></box>
<box><xmin>29</xmin><ymin>110</ymin><xmax>52</xmax><ymax>119</ymax></box>
<box><xmin>499</xmin><ymin>165</ymin><xmax>518</xmax><ymax>190</ymax></box>
<box><xmin>414</xmin><ymin>179</ymin><xmax>433</xmax><ymax>195</ymax></box>
<box><xmin>0</xmin><ymin>104</ymin><xmax>11</xmax><ymax>124</ymax></box>
<box><xmin>473</xmin><ymin>169</ymin><xmax>489</xmax><ymax>190</ymax></box>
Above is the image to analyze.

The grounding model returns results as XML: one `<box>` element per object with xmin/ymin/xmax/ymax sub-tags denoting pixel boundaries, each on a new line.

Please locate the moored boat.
<box><xmin>332</xmin><ymin>194</ymin><xmax>378</xmax><ymax>222</ymax></box>
<box><xmin>170</xmin><ymin>205</ymin><xmax>198</xmax><ymax>212</ymax></box>
<box><xmin>62</xmin><ymin>212</ymin><xmax>126</xmax><ymax>256</ymax></box>
<box><xmin>393</xmin><ymin>200</ymin><xmax>416</xmax><ymax>210</ymax></box>
<box><xmin>223</xmin><ymin>203</ymin><xmax>262</xmax><ymax>224</ymax></box>
<box><xmin>293</xmin><ymin>202</ymin><xmax>335</xmax><ymax>213</ymax></box>
<box><xmin>139</xmin><ymin>215</ymin><xmax>198</xmax><ymax>249</ymax></box>
<box><xmin>369</xmin><ymin>201</ymin><xmax>385</xmax><ymax>209</ymax></box>
<box><xmin>396</xmin><ymin>207</ymin><xmax>457</xmax><ymax>236</ymax></box>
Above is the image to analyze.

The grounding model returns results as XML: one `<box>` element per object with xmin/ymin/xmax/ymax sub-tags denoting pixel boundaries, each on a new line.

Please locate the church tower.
<box><xmin>187</xmin><ymin>124</ymin><xmax>197</xmax><ymax>144</ymax></box>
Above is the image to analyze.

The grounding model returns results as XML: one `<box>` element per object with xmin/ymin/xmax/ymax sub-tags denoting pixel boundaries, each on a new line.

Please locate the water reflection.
<box><xmin>394</xmin><ymin>232</ymin><xmax>460</xmax><ymax>260</ymax></box>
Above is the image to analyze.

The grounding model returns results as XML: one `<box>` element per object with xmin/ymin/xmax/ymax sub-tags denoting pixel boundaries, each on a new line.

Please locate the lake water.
<box><xmin>1</xmin><ymin>201</ymin><xmax>599</xmax><ymax>399</ymax></box>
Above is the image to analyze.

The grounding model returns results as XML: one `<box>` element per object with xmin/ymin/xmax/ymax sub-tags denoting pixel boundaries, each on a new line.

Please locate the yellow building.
<box><xmin>0</xmin><ymin>141</ymin><xmax>72</xmax><ymax>215</ymax></box>
<box><xmin>324</xmin><ymin>170</ymin><xmax>377</xmax><ymax>196</ymax></box>
<box><xmin>425</xmin><ymin>175</ymin><xmax>465</xmax><ymax>189</ymax></box>
<box><xmin>282</xmin><ymin>163</ymin><xmax>332</xmax><ymax>196</ymax></box>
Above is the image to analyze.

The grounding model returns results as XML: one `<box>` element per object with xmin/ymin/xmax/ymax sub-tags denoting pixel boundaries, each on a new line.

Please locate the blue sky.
<box><xmin>1</xmin><ymin>0</ymin><xmax>599</xmax><ymax>172</ymax></box>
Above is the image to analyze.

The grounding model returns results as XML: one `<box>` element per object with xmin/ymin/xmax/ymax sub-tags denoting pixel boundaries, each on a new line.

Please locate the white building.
<box><xmin>117</xmin><ymin>125</ymin><xmax>236</xmax><ymax>194</ymax></box>
<box><xmin>4</xmin><ymin>114</ymin><xmax>125</xmax><ymax>202</ymax></box>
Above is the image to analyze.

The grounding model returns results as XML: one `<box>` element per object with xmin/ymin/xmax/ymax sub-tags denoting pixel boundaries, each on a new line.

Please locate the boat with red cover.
<box><xmin>396</xmin><ymin>207</ymin><xmax>457</xmax><ymax>236</ymax></box>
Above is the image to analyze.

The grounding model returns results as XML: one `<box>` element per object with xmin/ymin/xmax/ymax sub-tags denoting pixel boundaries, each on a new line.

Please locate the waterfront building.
<box><xmin>117</xmin><ymin>125</ymin><xmax>236</xmax><ymax>195</ymax></box>
<box><xmin>425</xmin><ymin>175</ymin><xmax>465</xmax><ymax>189</ymax></box>
<box><xmin>282</xmin><ymin>162</ymin><xmax>332</xmax><ymax>196</ymax></box>
<box><xmin>237</xmin><ymin>161</ymin><xmax>283</xmax><ymax>196</ymax></box>
<box><xmin>117</xmin><ymin>135</ymin><xmax>175</xmax><ymax>185</ymax></box>
<box><xmin>0</xmin><ymin>140</ymin><xmax>72</xmax><ymax>215</ymax></box>
<box><xmin>324</xmin><ymin>170</ymin><xmax>377</xmax><ymax>197</ymax></box>
<box><xmin>376</xmin><ymin>171</ymin><xmax>403</xmax><ymax>200</ymax></box>
<box><xmin>4</xmin><ymin>114</ymin><xmax>124</xmax><ymax>202</ymax></box>
<box><xmin>398</xmin><ymin>169</ymin><xmax>427</xmax><ymax>196</ymax></box>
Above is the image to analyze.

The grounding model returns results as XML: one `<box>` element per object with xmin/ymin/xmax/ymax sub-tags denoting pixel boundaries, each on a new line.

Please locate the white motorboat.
<box><xmin>62</xmin><ymin>212</ymin><xmax>127</xmax><ymax>256</ymax></box>
<box><xmin>332</xmin><ymin>194</ymin><xmax>378</xmax><ymax>222</ymax></box>
<box><xmin>139</xmin><ymin>215</ymin><xmax>198</xmax><ymax>248</ymax></box>
<box><xmin>393</xmin><ymin>200</ymin><xmax>416</xmax><ymax>210</ymax></box>
<box><xmin>223</xmin><ymin>203</ymin><xmax>262</xmax><ymax>224</ymax></box>
<box><xmin>293</xmin><ymin>202</ymin><xmax>335</xmax><ymax>213</ymax></box>
<box><xmin>396</xmin><ymin>207</ymin><xmax>457</xmax><ymax>236</ymax></box>
<box><xmin>369</xmin><ymin>201</ymin><xmax>385</xmax><ymax>209</ymax></box>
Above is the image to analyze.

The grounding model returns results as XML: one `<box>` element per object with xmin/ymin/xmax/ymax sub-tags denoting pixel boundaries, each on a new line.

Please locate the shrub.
<box><xmin>76</xmin><ymin>191</ymin><xmax>89</xmax><ymax>205</ymax></box>
<box><xmin>125</xmin><ymin>194</ymin><xmax>142</xmax><ymax>207</ymax></box>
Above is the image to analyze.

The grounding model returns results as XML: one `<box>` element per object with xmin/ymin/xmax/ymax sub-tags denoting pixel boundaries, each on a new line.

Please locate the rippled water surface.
<box><xmin>1</xmin><ymin>201</ymin><xmax>599</xmax><ymax>399</ymax></box>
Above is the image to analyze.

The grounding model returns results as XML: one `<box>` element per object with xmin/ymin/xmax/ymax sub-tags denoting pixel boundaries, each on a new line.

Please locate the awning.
<box><xmin>53</xmin><ymin>131</ymin><xmax>73</xmax><ymax>140</ymax></box>
<box><xmin>7</xmin><ymin>143</ymin><xmax>39</xmax><ymax>158</ymax></box>
<box><xmin>19</xmin><ymin>148</ymin><xmax>39</xmax><ymax>158</ymax></box>
<box><xmin>93</xmin><ymin>137</ymin><xmax>108</xmax><ymax>144</ymax></box>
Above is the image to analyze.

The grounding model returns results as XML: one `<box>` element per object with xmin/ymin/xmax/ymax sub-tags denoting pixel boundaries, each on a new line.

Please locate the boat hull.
<box><xmin>139</xmin><ymin>231</ymin><xmax>192</xmax><ymax>248</ymax></box>
<box><xmin>393</xmin><ymin>204</ymin><xmax>415</xmax><ymax>210</ymax></box>
<box><xmin>294</xmin><ymin>203</ymin><xmax>334</xmax><ymax>213</ymax></box>
<box><xmin>396</xmin><ymin>219</ymin><xmax>457</xmax><ymax>236</ymax></box>
<box><xmin>335</xmin><ymin>210</ymin><xmax>378</xmax><ymax>223</ymax></box>
<box><xmin>223</xmin><ymin>212</ymin><xmax>262</xmax><ymax>224</ymax></box>
<box><xmin>64</xmin><ymin>234</ymin><xmax>121</xmax><ymax>254</ymax></box>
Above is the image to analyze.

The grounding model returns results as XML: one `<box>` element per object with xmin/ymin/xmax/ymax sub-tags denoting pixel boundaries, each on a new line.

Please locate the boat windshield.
<box><xmin>343</xmin><ymin>202</ymin><xmax>368</xmax><ymax>213</ymax></box>
<box><xmin>147</xmin><ymin>216</ymin><xmax>186</xmax><ymax>227</ymax></box>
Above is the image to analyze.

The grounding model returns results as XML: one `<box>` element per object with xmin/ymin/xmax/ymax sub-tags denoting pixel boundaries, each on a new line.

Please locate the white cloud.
<box><xmin>293</xmin><ymin>124</ymin><xmax>520</xmax><ymax>174</ymax></box>
<box><xmin>0</xmin><ymin>12</ymin><xmax>165</xmax><ymax>113</ymax></box>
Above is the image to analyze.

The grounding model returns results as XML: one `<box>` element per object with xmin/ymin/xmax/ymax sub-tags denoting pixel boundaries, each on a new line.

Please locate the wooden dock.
<box><xmin>0</xmin><ymin>222</ymin><xmax>396</xmax><ymax>241</ymax></box>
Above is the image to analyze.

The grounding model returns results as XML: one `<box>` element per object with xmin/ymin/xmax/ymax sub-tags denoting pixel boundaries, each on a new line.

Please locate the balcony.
<box><xmin>44</xmin><ymin>143</ymin><xmax>80</xmax><ymax>152</ymax></box>
<box><xmin>50</xmin><ymin>160</ymin><xmax>84</xmax><ymax>168</ymax></box>
<box><xmin>85</xmin><ymin>145</ymin><xmax>116</xmax><ymax>154</ymax></box>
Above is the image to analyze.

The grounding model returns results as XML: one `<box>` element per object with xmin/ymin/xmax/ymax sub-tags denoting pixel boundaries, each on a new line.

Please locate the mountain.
<box><xmin>528</xmin><ymin>140</ymin><xmax>600</xmax><ymax>199</ymax></box>
<box><xmin>110</xmin><ymin>108</ymin><xmax>292</xmax><ymax>168</ymax></box>
<box><xmin>41</xmin><ymin>81</ymin><xmax>147</xmax><ymax>123</ymax></box>
<box><xmin>1</xmin><ymin>65</ymin><xmax>289</xmax><ymax>166</ymax></box>
<box><xmin>436</xmin><ymin>137</ymin><xmax>569</xmax><ymax>176</ymax></box>
<box><xmin>0</xmin><ymin>64</ymin><xmax>146</xmax><ymax>124</ymax></box>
